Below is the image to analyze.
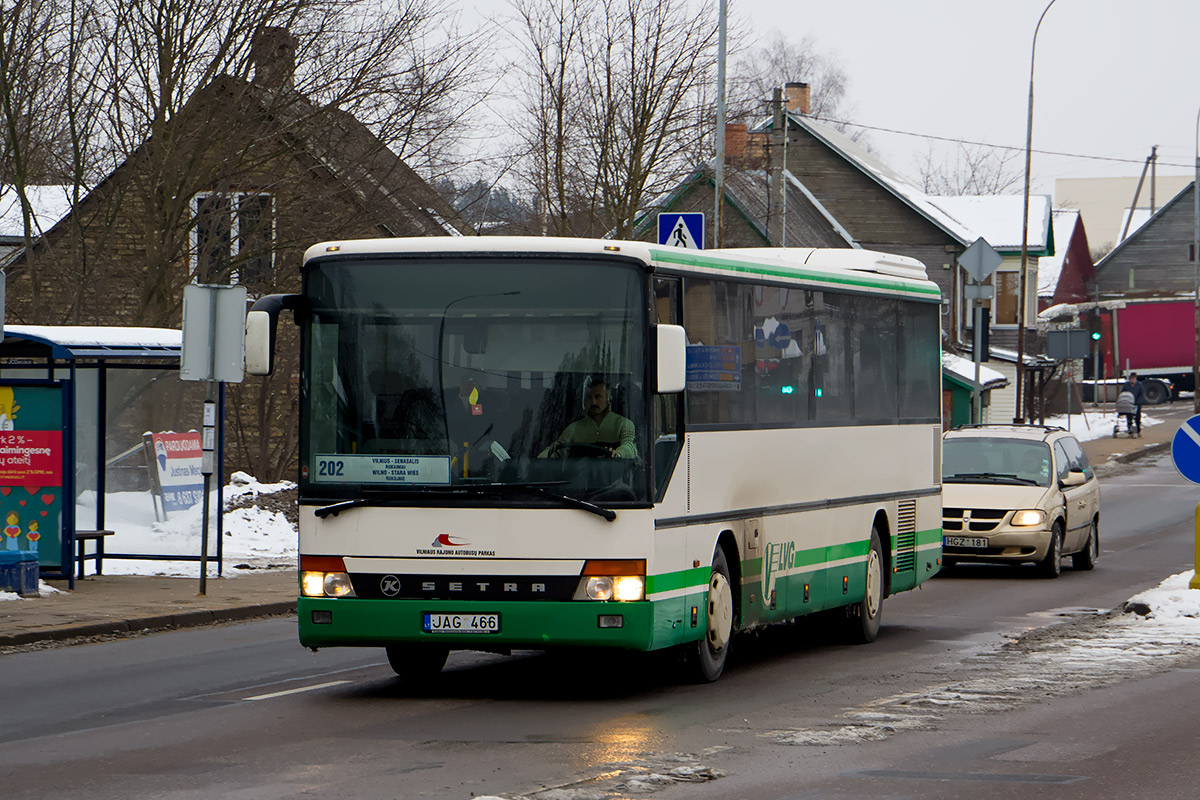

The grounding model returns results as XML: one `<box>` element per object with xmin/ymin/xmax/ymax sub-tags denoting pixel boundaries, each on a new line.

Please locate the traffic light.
<box><xmin>1086</xmin><ymin>308</ymin><xmax>1101</xmax><ymax>341</ymax></box>
<box><xmin>979</xmin><ymin>307</ymin><xmax>991</xmax><ymax>360</ymax></box>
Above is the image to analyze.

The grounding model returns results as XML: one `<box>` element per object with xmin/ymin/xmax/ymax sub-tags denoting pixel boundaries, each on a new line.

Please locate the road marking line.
<box><xmin>244</xmin><ymin>680</ymin><xmax>350</xmax><ymax>701</ymax></box>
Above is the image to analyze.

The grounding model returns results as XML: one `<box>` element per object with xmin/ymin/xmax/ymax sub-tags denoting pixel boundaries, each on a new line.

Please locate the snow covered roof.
<box><xmin>1037</xmin><ymin>209</ymin><xmax>1080</xmax><ymax>296</ymax></box>
<box><xmin>943</xmin><ymin>352</ymin><xmax>1008</xmax><ymax>389</ymax></box>
<box><xmin>0</xmin><ymin>186</ymin><xmax>73</xmax><ymax>238</ymax></box>
<box><xmin>927</xmin><ymin>195</ymin><xmax>1052</xmax><ymax>253</ymax></box>
<box><xmin>1</xmin><ymin>325</ymin><xmax>181</xmax><ymax>359</ymax></box>
<box><xmin>781</xmin><ymin>114</ymin><xmax>976</xmax><ymax>245</ymax></box>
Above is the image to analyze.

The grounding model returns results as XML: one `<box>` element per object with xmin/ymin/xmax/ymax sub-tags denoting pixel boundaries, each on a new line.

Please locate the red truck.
<box><xmin>1094</xmin><ymin>299</ymin><xmax>1194</xmax><ymax>405</ymax></box>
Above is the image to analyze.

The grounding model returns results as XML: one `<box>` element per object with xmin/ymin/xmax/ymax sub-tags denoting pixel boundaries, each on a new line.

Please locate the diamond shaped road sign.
<box><xmin>959</xmin><ymin>237</ymin><xmax>1004</xmax><ymax>283</ymax></box>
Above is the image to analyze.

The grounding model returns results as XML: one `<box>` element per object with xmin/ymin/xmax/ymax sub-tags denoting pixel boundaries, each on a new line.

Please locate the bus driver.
<box><xmin>540</xmin><ymin>377</ymin><xmax>637</xmax><ymax>458</ymax></box>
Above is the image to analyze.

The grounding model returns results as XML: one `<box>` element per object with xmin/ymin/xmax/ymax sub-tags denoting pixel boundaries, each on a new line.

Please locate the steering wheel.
<box><xmin>547</xmin><ymin>441</ymin><xmax>613</xmax><ymax>458</ymax></box>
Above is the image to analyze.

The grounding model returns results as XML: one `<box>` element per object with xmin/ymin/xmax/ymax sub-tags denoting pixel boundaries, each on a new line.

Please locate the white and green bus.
<box><xmin>246</xmin><ymin>237</ymin><xmax>944</xmax><ymax>682</ymax></box>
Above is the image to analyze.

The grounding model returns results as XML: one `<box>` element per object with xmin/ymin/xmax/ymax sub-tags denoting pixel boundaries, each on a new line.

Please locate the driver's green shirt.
<box><xmin>544</xmin><ymin>411</ymin><xmax>637</xmax><ymax>458</ymax></box>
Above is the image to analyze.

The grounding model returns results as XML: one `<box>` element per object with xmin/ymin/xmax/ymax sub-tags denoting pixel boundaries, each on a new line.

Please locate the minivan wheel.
<box><xmin>1072</xmin><ymin>521</ymin><xmax>1099</xmax><ymax>571</ymax></box>
<box><xmin>1037</xmin><ymin>523</ymin><xmax>1064</xmax><ymax>578</ymax></box>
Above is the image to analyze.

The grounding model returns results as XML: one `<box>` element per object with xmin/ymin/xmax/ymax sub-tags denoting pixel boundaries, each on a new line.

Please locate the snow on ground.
<box><xmin>86</xmin><ymin>470</ymin><xmax>298</xmax><ymax>578</ymax></box>
<box><xmin>1041</xmin><ymin>409</ymin><xmax>1163</xmax><ymax>442</ymax></box>
<box><xmin>0</xmin><ymin>471</ymin><xmax>296</xmax><ymax>600</ymax></box>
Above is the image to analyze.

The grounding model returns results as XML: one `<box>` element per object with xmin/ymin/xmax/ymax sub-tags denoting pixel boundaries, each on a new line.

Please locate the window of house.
<box><xmin>994</xmin><ymin>270</ymin><xmax>1019</xmax><ymax>325</ymax></box>
<box><xmin>191</xmin><ymin>192</ymin><xmax>275</xmax><ymax>284</ymax></box>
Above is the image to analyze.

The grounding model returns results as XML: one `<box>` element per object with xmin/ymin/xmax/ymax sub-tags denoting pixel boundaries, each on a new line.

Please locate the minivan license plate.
<box><xmin>944</xmin><ymin>536</ymin><xmax>988</xmax><ymax>548</ymax></box>
<box><xmin>423</xmin><ymin>613</ymin><xmax>500</xmax><ymax>634</ymax></box>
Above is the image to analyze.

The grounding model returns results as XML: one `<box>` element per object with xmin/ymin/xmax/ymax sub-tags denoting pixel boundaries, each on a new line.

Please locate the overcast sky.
<box><xmin>734</xmin><ymin>0</ymin><xmax>1200</xmax><ymax>197</ymax></box>
<box><xmin>462</xmin><ymin>0</ymin><xmax>1198</xmax><ymax>201</ymax></box>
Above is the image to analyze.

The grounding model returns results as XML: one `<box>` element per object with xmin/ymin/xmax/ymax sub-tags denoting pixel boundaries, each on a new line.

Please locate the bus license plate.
<box><xmin>423</xmin><ymin>613</ymin><xmax>500</xmax><ymax>634</ymax></box>
<box><xmin>944</xmin><ymin>536</ymin><xmax>988</xmax><ymax>548</ymax></box>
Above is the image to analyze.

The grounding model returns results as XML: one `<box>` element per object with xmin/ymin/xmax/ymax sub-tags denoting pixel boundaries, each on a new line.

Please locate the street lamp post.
<box><xmin>1015</xmin><ymin>0</ymin><xmax>1059</xmax><ymax>423</ymax></box>
<box><xmin>1193</xmin><ymin>106</ymin><xmax>1199</xmax><ymax>414</ymax></box>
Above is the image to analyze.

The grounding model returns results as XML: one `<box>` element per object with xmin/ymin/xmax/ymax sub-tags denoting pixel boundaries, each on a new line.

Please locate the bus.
<box><xmin>245</xmin><ymin>237</ymin><xmax>944</xmax><ymax>682</ymax></box>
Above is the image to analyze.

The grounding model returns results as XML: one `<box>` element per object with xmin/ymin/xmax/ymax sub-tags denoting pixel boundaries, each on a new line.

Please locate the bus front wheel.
<box><xmin>385</xmin><ymin>644</ymin><xmax>449</xmax><ymax>681</ymax></box>
<box><xmin>687</xmin><ymin>547</ymin><xmax>734</xmax><ymax>683</ymax></box>
<box><xmin>842</xmin><ymin>528</ymin><xmax>884</xmax><ymax>644</ymax></box>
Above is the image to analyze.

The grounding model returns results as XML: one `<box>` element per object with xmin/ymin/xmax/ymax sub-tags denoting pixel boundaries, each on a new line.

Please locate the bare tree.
<box><xmin>727</xmin><ymin>31</ymin><xmax>862</xmax><ymax>140</ymax></box>
<box><xmin>510</xmin><ymin>0</ymin><xmax>592</xmax><ymax>235</ymax></box>
<box><xmin>508</xmin><ymin>0</ymin><xmax>720</xmax><ymax>238</ymax></box>
<box><xmin>917</xmin><ymin>143</ymin><xmax>1023</xmax><ymax>196</ymax></box>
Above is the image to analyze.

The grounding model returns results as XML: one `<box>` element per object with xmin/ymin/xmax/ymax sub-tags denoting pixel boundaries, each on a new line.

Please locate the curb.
<box><xmin>1092</xmin><ymin>441</ymin><xmax>1173</xmax><ymax>477</ymax></box>
<box><xmin>0</xmin><ymin>601</ymin><xmax>296</xmax><ymax>647</ymax></box>
<box><xmin>1112</xmin><ymin>441</ymin><xmax>1172</xmax><ymax>464</ymax></box>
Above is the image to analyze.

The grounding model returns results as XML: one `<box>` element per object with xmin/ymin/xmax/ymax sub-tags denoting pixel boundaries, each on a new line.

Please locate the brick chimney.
<box><xmin>725</xmin><ymin>123</ymin><xmax>748</xmax><ymax>157</ymax></box>
<box><xmin>250</xmin><ymin>26</ymin><xmax>297</xmax><ymax>89</ymax></box>
<box><xmin>784</xmin><ymin>82</ymin><xmax>811</xmax><ymax>115</ymax></box>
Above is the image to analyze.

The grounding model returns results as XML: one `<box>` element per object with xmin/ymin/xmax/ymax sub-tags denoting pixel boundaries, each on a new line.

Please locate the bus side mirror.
<box><xmin>245</xmin><ymin>293</ymin><xmax>303</xmax><ymax>376</ymax></box>
<box><xmin>656</xmin><ymin>324</ymin><xmax>686</xmax><ymax>393</ymax></box>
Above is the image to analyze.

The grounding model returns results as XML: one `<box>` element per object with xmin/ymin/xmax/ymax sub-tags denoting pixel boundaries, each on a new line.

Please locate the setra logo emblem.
<box><xmin>432</xmin><ymin>534</ymin><xmax>469</xmax><ymax>548</ymax></box>
<box><xmin>380</xmin><ymin>575</ymin><xmax>401</xmax><ymax>596</ymax></box>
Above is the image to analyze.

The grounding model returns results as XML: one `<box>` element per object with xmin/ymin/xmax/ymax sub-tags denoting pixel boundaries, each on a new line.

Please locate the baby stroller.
<box><xmin>1112</xmin><ymin>389</ymin><xmax>1140</xmax><ymax>438</ymax></box>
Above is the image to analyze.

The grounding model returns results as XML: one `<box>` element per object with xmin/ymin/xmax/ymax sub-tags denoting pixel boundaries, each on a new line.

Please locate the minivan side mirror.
<box><xmin>1060</xmin><ymin>470</ymin><xmax>1087</xmax><ymax>488</ymax></box>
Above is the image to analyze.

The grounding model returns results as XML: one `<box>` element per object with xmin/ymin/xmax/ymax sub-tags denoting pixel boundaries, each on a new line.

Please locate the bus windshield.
<box><xmin>300</xmin><ymin>256</ymin><xmax>649</xmax><ymax>505</ymax></box>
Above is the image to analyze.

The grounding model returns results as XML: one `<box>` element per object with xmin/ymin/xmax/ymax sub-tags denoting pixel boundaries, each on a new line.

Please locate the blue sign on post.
<box><xmin>1171</xmin><ymin>415</ymin><xmax>1200</xmax><ymax>484</ymax></box>
<box><xmin>658</xmin><ymin>213</ymin><xmax>704</xmax><ymax>249</ymax></box>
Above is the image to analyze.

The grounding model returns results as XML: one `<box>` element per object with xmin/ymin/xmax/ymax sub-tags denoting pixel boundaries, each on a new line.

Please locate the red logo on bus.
<box><xmin>432</xmin><ymin>534</ymin><xmax>469</xmax><ymax>548</ymax></box>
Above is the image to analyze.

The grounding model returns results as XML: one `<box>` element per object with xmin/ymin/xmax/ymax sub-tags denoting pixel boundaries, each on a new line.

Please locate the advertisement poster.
<box><xmin>151</xmin><ymin>431</ymin><xmax>204</xmax><ymax>514</ymax></box>
<box><xmin>0</xmin><ymin>385</ymin><xmax>64</xmax><ymax>568</ymax></box>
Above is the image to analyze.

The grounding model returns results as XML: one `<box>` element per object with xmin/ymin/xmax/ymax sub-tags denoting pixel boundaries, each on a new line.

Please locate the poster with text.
<box><xmin>0</xmin><ymin>385</ymin><xmax>64</xmax><ymax>567</ymax></box>
<box><xmin>151</xmin><ymin>431</ymin><xmax>204</xmax><ymax>514</ymax></box>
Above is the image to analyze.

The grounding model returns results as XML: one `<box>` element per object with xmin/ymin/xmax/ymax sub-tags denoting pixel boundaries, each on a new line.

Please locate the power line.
<box><xmin>813</xmin><ymin>116</ymin><xmax>1195</xmax><ymax>170</ymax></box>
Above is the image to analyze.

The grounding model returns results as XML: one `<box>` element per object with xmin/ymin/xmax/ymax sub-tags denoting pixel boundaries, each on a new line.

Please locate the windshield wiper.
<box><xmin>315</xmin><ymin>488</ymin><xmax>457</xmax><ymax>518</ymax></box>
<box><xmin>486</xmin><ymin>482</ymin><xmax>617</xmax><ymax>522</ymax></box>
<box><xmin>944</xmin><ymin>472</ymin><xmax>1041</xmax><ymax>486</ymax></box>
<box><xmin>313</xmin><ymin>481</ymin><xmax>616</xmax><ymax>522</ymax></box>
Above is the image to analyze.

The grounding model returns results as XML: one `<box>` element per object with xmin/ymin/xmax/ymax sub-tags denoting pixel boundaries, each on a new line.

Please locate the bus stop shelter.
<box><xmin>0</xmin><ymin>325</ymin><xmax>225</xmax><ymax>588</ymax></box>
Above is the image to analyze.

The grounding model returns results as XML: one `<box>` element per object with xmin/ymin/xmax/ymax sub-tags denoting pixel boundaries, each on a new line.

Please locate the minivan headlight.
<box><xmin>1011</xmin><ymin>509</ymin><xmax>1045</xmax><ymax>527</ymax></box>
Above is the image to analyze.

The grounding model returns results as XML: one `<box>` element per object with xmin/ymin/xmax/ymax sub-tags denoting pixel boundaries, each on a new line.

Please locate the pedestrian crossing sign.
<box><xmin>658</xmin><ymin>213</ymin><xmax>704</xmax><ymax>249</ymax></box>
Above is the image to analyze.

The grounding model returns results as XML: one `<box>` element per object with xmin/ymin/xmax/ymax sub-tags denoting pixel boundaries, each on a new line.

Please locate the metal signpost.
<box><xmin>1046</xmin><ymin>329</ymin><xmax>1092</xmax><ymax>431</ymax></box>
<box><xmin>1170</xmin><ymin>415</ymin><xmax>1200</xmax><ymax>589</ymax></box>
<box><xmin>960</xmin><ymin>238</ymin><xmax>1003</xmax><ymax>424</ymax></box>
<box><xmin>181</xmin><ymin>284</ymin><xmax>247</xmax><ymax>594</ymax></box>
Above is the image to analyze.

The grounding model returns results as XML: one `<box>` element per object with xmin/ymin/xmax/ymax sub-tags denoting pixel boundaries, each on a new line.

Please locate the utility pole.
<box><xmin>713</xmin><ymin>0</ymin><xmax>727</xmax><ymax>249</ymax></box>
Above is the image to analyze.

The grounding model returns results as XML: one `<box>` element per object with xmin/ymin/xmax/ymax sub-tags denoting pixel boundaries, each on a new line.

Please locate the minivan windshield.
<box><xmin>943</xmin><ymin>437</ymin><xmax>1053</xmax><ymax>487</ymax></box>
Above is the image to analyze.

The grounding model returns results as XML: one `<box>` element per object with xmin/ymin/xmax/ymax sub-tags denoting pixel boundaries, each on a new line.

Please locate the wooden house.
<box><xmin>1092</xmin><ymin>181</ymin><xmax>1197</xmax><ymax>299</ymax></box>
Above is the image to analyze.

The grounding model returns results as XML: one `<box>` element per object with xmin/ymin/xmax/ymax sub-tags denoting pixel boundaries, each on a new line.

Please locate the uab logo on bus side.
<box><xmin>762</xmin><ymin>540</ymin><xmax>795</xmax><ymax>603</ymax></box>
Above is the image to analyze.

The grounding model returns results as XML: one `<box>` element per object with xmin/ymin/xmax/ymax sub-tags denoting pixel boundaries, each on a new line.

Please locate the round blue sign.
<box><xmin>1170</xmin><ymin>415</ymin><xmax>1200</xmax><ymax>484</ymax></box>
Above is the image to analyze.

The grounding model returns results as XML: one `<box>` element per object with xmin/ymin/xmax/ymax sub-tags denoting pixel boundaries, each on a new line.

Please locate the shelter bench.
<box><xmin>75</xmin><ymin>530</ymin><xmax>115</xmax><ymax>579</ymax></box>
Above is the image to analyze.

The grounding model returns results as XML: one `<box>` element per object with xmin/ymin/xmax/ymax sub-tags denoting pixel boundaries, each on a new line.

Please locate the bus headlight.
<box><xmin>575</xmin><ymin>559</ymin><xmax>647</xmax><ymax>601</ymax></box>
<box><xmin>1011</xmin><ymin>509</ymin><xmax>1045</xmax><ymax>527</ymax></box>
<box><xmin>300</xmin><ymin>556</ymin><xmax>356</xmax><ymax>598</ymax></box>
<box><xmin>301</xmin><ymin>571</ymin><xmax>356</xmax><ymax>597</ymax></box>
<box><xmin>613</xmin><ymin>575</ymin><xmax>645</xmax><ymax>602</ymax></box>
<box><xmin>586</xmin><ymin>576</ymin><xmax>614</xmax><ymax>600</ymax></box>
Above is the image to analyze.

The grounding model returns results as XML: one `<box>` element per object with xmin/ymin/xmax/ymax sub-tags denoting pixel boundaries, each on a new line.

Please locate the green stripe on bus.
<box><xmin>826</xmin><ymin>540</ymin><xmax>869</xmax><ymax>563</ymax></box>
<box><xmin>793</xmin><ymin>545</ymin><xmax>828</xmax><ymax>568</ymax></box>
<box><xmin>648</xmin><ymin>248</ymin><xmax>942</xmax><ymax>297</ymax></box>
<box><xmin>646</xmin><ymin>566</ymin><xmax>710</xmax><ymax>594</ymax></box>
<box><xmin>917</xmin><ymin>527</ymin><xmax>944</xmax><ymax>545</ymax></box>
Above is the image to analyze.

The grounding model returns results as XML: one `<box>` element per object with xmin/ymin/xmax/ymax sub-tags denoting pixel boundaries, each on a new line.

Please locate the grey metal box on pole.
<box><xmin>181</xmin><ymin>284</ymin><xmax>248</xmax><ymax>384</ymax></box>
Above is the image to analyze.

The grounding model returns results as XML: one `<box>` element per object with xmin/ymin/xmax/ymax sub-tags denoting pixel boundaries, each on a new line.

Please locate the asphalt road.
<box><xmin>2</xmin><ymin>454</ymin><xmax>1198</xmax><ymax>800</ymax></box>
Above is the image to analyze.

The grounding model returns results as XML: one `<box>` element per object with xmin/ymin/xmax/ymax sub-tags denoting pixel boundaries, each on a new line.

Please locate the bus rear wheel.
<box><xmin>385</xmin><ymin>644</ymin><xmax>449</xmax><ymax>681</ymax></box>
<box><xmin>687</xmin><ymin>547</ymin><xmax>734</xmax><ymax>683</ymax></box>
